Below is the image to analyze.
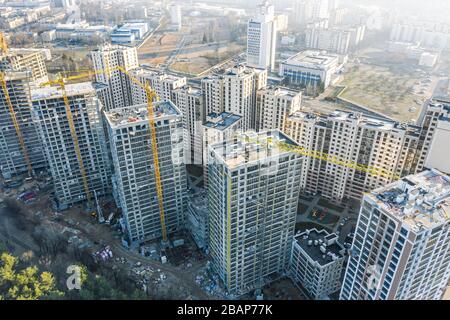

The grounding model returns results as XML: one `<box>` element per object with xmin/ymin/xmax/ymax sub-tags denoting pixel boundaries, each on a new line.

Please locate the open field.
<box><xmin>170</xmin><ymin>44</ymin><xmax>243</xmax><ymax>75</ymax></box>
<box><xmin>339</xmin><ymin>63</ymin><xmax>432</xmax><ymax>122</ymax></box>
<box><xmin>137</xmin><ymin>15</ymin><xmax>245</xmax><ymax>76</ymax></box>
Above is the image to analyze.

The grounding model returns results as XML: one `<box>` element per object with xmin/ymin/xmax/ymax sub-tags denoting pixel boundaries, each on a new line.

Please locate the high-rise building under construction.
<box><xmin>207</xmin><ymin>130</ymin><xmax>303</xmax><ymax>296</ymax></box>
<box><xmin>0</xmin><ymin>70</ymin><xmax>46</xmax><ymax>179</ymax></box>
<box><xmin>104</xmin><ymin>101</ymin><xmax>187</xmax><ymax>244</ymax></box>
<box><xmin>31</xmin><ymin>82</ymin><xmax>111</xmax><ymax>208</ymax></box>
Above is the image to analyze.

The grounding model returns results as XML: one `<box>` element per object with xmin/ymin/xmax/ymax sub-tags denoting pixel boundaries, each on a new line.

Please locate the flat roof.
<box><xmin>288</xmin><ymin>110</ymin><xmax>417</xmax><ymax>133</ymax></box>
<box><xmin>104</xmin><ymin>101</ymin><xmax>181</xmax><ymax>128</ymax></box>
<box><xmin>258</xmin><ymin>86</ymin><xmax>301</xmax><ymax>98</ymax></box>
<box><xmin>294</xmin><ymin>228</ymin><xmax>344</xmax><ymax>267</ymax></box>
<box><xmin>133</xmin><ymin>67</ymin><xmax>186</xmax><ymax>83</ymax></box>
<box><xmin>204</xmin><ymin>112</ymin><xmax>242</xmax><ymax>131</ymax></box>
<box><xmin>369</xmin><ymin>169</ymin><xmax>450</xmax><ymax>232</ymax></box>
<box><xmin>31</xmin><ymin>82</ymin><xmax>95</xmax><ymax>101</ymax></box>
<box><xmin>282</xmin><ymin>50</ymin><xmax>339</xmax><ymax>70</ymax></box>
<box><xmin>210</xmin><ymin>130</ymin><xmax>299</xmax><ymax>169</ymax></box>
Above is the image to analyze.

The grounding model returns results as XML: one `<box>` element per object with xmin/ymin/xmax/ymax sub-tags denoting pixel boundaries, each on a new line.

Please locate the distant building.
<box><xmin>55</xmin><ymin>23</ymin><xmax>112</xmax><ymax>43</ymax></box>
<box><xmin>1</xmin><ymin>48</ymin><xmax>49</xmax><ymax>85</ymax></box>
<box><xmin>419</xmin><ymin>52</ymin><xmax>439</xmax><ymax>68</ymax></box>
<box><xmin>305</xmin><ymin>27</ymin><xmax>351</xmax><ymax>54</ymax></box>
<box><xmin>169</xmin><ymin>5</ymin><xmax>182</xmax><ymax>31</ymax></box>
<box><xmin>290</xmin><ymin>229</ymin><xmax>346</xmax><ymax>300</ymax></box>
<box><xmin>104</xmin><ymin>102</ymin><xmax>187</xmax><ymax>243</ymax></box>
<box><xmin>131</xmin><ymin>68</ymin><xmax>186</xmax><ymax>104</ymax></box>
<box><xmin>340</xmin><ymin>169</ymin><xmax>450</xmax><ymax>300</ymax></box>
<box><xmin>247</xmin><ymin>1</ymin><xmax>277</xmax><ymax>71</ymax></box>
<box><xmin>201</xmin><ymin>65</ymin><xmax>267</xmax><ymax>131</ymax></box>
<box><xmin>90</xmin><ymin>45</ymin><xmax>139</xmax><ymax>111</ymax></box>
<box><xmin>111</xmin><ymin>22</ymin><xmax>149</xmax><ymax>45</ymax></box>
<box><xmin>279</xmin><ymin>50</ymin><xmax>339</xmax><ymax>89</ymax></box>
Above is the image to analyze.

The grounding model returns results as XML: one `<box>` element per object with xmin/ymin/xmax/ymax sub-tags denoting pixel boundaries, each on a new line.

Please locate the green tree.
<box><xmin>0</xmin><ymin>253</ymin><xmax>63</xmax><ymax>300</ymax></box>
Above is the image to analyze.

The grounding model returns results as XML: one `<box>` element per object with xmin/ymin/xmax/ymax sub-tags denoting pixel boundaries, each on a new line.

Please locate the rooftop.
<box><xmin>104</xmin><ymin>101</ymin><xmax>181</xmax><ymax>128</ymax></box>
<box><xmin>204</xmin><ymin>112</ymin><xmax>242</xmax><ymax>131</ymax></box>
<box><xmin>370</xmin><ymin>169</ymin><xmax>450</xmax><ymax>232</ymax></box>
<box><xmin>282</xmin><ymin>50</ymin><xmax>339</xmax><ymax>70</ymax></box>
<box><xmin>31</xmin><ymin>82</ymin><xmax>95</xmax><ymax>101</ymax></box>
<box><xmin>294</xmin><ymin>228</ymin><xmax>345</xmax><ymax>267</ymax></box>
<box><xmin>258</xmin><ymin>86</ymin><xmax>301</xmax><ymax>98</ymax></box>
<box><xmin>210</xmin><ymin>130</ymin><xmax>299</xmax><ymax>169</ymax></box>
<box><xmin>133</xmin><ymin>67</ymin><xmax>186</xmax><ymax>83</ymax></box>
<box><xmin>288</xmin><ymin>110</ymin><xmax>420</xmax><ymax>133</ymax></box>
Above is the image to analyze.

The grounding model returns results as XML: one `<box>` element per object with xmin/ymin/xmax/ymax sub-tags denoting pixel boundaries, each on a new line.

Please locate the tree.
<box><xmin>0</xmin><ymin>253</ymin><xmax>62</xmax><ymax>300</ymax></box>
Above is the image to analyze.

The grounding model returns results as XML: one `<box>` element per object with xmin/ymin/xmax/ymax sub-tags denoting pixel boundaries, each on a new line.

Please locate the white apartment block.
<box><xmin>90</xmin><ymin>45</ymin><xmax>139</xmax><ymax>111</ymax></box>
<box><xmin>247</xmin><ymin>1</ymin><xmax>277</xmax><ymax>71</ymax></box>
<box><xmin>305</xmin><ymin>27</ymin><xmax>351</xmax><ymax>54</ymax></box>
<box><xmin>424</xmin><ymin>102</ymin><xmax>450</xmax><ymax>174</ymax></box>
<box><xmin>416</xmin><ymin>99</ymin><xmax>450</xmax><ymax>174</ymax></box>
<box><xmin>256</xmin><ymin>86</ymin><xmax>302</xmax><ymax>131</ymax></box>
<box><xmin>1</xmin><ymin>49</ymin><xmax>49</xmax><ymax>85</ymax></box>
<box><xmin>202</xmin><ymin>112</ymin><xmax>242</xmax><ymax>186</ymax></box>
<box><xmin>293</xmin><ymin>0</ymin><xmax>330</xmax><ymax>26</ymax></box>
<box><xmin>201</xmin><ymin>75</ymin><xmax>224</xmax><ymax>115</ymax></box>
<box><xmin>290</xmin><ymin>229</ymin><xmax>346</xmax><ymax>299</ymax></box>
<box><xmin>202</xmin><ymin>65</ymin><xmax>267</xmax><ymax>131</ymax></box>
<box><xmin>340</xmin><ymin>169</ymin><xmax>450</xmax><ymax>300</ymax></box>
<box><xmin>169</xmin><ymin>4</ymin><xmax>182</xmax><ymax>31</ymax></box>
<box><xmin>172</xmin><ymin>86</ymin><xmax>204</xmax><ymax>165</ymax></box>
<box><xmin>0</xmin><ymin>71</ymin><xmax>46</xmax><ymax>179</ymax></box>
<box><xmin>207</xmin><ymin>130</ymin><xmax>303</xmax><ymax>296</ymax></box>
<box><xmin>130</xmin><ymin>67</ymin><xmax>186</xmax><ymax>104</ymax></box>
<box><xmin>284</xmin><ymin>110</ymin><xmax>423</xmax><ymax>203</ymax></box>
<box><xmin>31</xmin><ymin>83</ymin><xmax>111</xmax><ymax>208</ymax></box>
<box><xmin>390</xmin><ymin>22</ymin><xmax>450</xmax><ymax>50</ymax></box>
<box><xmin>104</xmin><ymin>101</ymin><xmax>187</xmax><ymax>243</ymax></box>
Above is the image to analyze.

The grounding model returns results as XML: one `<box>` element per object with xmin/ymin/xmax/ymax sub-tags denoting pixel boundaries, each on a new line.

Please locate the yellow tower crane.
<box><xmin>41</xmin><ymin>67</ymin><xmax>169</xmax><ymax>241</ymax></box>
<box><xmin>0</xmin><ymin>71</ymin><xmax>33</xmax><ymax>176</ymax></box>
<box><xmin>0</xmin><ymin>32</ymin><xmax>8</xmax><ymax>54</ymax></box>
<box><xmin>40</xmin><ymin>76</ymin><xmax>93</xmax><ymax>204</ymax></box>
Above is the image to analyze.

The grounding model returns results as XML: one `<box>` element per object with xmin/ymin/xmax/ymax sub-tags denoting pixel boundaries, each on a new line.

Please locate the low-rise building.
<box><xmin>279</xmin><ymin>50</ymin><xmax>339</xmax><ymax>89</ymax></box>
<box><xmin>290</xmin><ymin>229</ymin><xmax>346</xmax><ymax>299</ymax></box>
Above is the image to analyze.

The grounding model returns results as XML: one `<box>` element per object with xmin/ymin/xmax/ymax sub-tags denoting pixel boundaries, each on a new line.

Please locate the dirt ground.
<box><xmin>262</xmin><ymin>277</ymin><xmax>307</xmax><ymax>300</ymax></box>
